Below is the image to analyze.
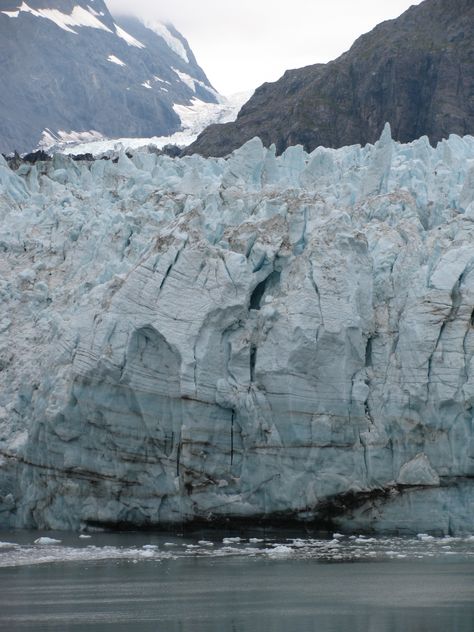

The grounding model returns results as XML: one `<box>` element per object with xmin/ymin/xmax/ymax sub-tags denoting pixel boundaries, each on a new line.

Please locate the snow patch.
<box><xmin>143</xmin><ymin>21</ymin><xmax>189</xmax><ymax>62</ymax></box>
<box><xmin>115</xmin><ymin>24</ymin><xmax>145</xmax><ymax>49</ymax></box>
<box><xmin>172</xmin><ymin>68</ymin><xmax>196</xmax><ymax>92</ymax></box>
<box><xmin>87</xmin><ymin>5</ymin><xmax>104</xmax><ymax>17</ymax></box>
<box><xmin>4</xmin><ymin>3</ymin><xmax>113</xmax><ymax>34</ymax></box>
<box><xmin>107</xmin><ymin>55</ymin><xmax>126</xmax><ymax>67</ymax></box>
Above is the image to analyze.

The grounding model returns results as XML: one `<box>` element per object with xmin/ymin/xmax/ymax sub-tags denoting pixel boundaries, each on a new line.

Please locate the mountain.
<box><xmin>187</xmin><ymin>0</ymin><xmax>474</xmax><ymax>157</ymax></box>
<box><xmin>0</xmin><ymin>0</ymin><xmax>218</xmax><ymax>153</ymax></box>
<box><xmin>0</xmin><ymin>129</ymin><xmax>473</xmax><ymax>533</ymax></box>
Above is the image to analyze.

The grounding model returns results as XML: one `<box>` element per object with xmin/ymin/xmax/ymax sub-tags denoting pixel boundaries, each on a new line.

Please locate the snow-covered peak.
<box><xmin>1</xmin><ymin>2</ymin><xmax>112</xmax><ymax>34</ymax></box>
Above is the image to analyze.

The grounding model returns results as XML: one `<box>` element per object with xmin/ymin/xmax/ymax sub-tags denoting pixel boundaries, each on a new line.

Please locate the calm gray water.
<box><xmin>0</xmin><ymin>531</ymin><xmax>473</xmax><ymax>631</ymax></box>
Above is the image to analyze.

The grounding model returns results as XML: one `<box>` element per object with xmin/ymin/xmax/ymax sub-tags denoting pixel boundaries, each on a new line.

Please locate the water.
<box><xmin>0</xmin><ymin>530</ymin><xmax>473</xmax><ymax>631</ymax></box>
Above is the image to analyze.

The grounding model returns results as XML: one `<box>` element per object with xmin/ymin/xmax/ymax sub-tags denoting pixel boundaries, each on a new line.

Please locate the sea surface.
<box><xmin>0</xmin><ymin>530</ymin><xmax>473</xmax><ymax>631</ymax></box>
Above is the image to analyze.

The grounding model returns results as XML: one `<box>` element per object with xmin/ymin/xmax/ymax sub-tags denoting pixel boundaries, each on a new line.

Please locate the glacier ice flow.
<box><xmin>40</xmin><ymin>92</ymin><xmax>252</xmax><ymax>156</ymax></box>
<box><xmin>0</xmin><ymin>126</ymin><xmax>474</xmax><ymax>533</ymax></box>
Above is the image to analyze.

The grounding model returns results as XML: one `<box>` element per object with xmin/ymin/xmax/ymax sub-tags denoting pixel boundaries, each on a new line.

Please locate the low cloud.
<box><xmin>106</xmin><ymin>1</ymin><xmax>424</xmax><ymax>95</ymax></box>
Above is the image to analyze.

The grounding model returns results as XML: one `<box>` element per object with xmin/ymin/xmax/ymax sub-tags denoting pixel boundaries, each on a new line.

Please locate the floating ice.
<box><xmin>0</xmin><ymin>533</ymin><xmax>472</xmax><ymax>569</ymax></box>
<box><xmin>266</xmin><ymin>545</ymin><xmax>293</xmax><ymax>557</ymax></box>
<box><xmin>417</xmin><ymin>534</ymin><xmax>436</xmax><ymax>542</ymax></box>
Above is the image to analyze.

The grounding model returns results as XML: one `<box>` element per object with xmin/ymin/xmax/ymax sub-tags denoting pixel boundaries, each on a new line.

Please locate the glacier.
<box><xmin>0</xmin><ymin>125</ymin><xmax>473</xmax><ymax>534</ymax></box>
<box><xmin>40</xmin><ymin>92</ymin><xmax>252</xmax><ymax>156</ymax></box>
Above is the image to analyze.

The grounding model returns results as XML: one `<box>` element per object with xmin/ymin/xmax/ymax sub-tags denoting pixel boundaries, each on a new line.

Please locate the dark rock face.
<box><xmin>0</xmin><ymin>0</ymin><xmax>217</xmax><ymax>153</ymax></box>
<box><xmin>187</xmin><ymin>0</ymin><xmax>474</xmax><ymax>157</ymax></box>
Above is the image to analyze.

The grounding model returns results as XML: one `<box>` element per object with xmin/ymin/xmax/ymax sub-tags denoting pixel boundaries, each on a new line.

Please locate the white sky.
<box><xmin>106</xmin><ymin>0</ymin><xmax>424</xmax><ymax>95</ymax></box>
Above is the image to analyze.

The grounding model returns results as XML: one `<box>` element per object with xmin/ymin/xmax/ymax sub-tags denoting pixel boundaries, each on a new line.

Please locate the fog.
<box><xmin>106</xmin><ymin>0</ymin><xmax>424</xmax><ymax>94</ymax></box>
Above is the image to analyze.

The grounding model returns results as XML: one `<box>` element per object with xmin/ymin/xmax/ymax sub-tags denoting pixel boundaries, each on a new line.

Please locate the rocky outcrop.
<box><xmin>0</xmin><ymin>127</ymin><xmax>473</xmax><ymax>533</ymax></box>
<box><xmin>0</xmin><ymin>0</ymin><xmax>217</xmax><ymax>153</ymax></box>
<box><xmin>187</xmin><ymin>0</ymin><xmax>474</xmax><ymax>157</ymax></box>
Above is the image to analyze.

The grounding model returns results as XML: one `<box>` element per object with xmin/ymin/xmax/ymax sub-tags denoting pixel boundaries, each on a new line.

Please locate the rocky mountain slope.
<box><xmin>0</xmin><ymin>128</ymin><xmax>473</xmax><ymax>533</ymax></box>
<box><xmin>0</xmin><ymin>0</ymin><xmax>218</xmax><ymax>153</ymax></box>
<box><xmin>187</xmin><ymin>0</ymin><xmax>474</xmax><ymax>157</ymax></box>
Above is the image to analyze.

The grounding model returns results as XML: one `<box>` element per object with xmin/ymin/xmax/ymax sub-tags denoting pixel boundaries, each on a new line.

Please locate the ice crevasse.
<box><xmin>0</xmin><ymin>124</ymin><xmax>473</xmax><ymax>533</ymax></box>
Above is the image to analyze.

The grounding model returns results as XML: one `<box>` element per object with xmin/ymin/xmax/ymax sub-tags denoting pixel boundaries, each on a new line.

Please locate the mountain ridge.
<box><xmin>186</xmin><ymin>0</ymin><xmax>474</xmax><ymax>157</ymax></box>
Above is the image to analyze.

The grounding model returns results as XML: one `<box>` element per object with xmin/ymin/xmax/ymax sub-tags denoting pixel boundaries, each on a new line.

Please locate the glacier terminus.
<box><xmin>0</xmin><ymin>125</ymin><xmax>473</xmax><ymax>534</ymax></box>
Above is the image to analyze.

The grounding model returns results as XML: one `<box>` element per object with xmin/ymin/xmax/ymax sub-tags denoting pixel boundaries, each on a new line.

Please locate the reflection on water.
<box><xmin>0</xmin><ymin>530</ymin><xmax>473</xmax><ymax>631</ymax></box>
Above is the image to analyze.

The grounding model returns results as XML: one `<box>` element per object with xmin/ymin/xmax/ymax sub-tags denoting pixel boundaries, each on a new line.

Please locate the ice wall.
<box><xmin>1</xmin><ymin>126</ymin><xmax>473</xmax><ymax>533</ymax></box>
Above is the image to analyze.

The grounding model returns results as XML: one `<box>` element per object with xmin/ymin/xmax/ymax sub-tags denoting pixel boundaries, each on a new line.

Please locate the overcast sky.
<box><xmin>106</xmin><ymin>0</ymin><xmax>424</xmax><ymax>95</ymax></box>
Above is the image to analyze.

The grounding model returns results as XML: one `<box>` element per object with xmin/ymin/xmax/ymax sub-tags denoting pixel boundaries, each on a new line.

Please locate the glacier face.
<box><xmin>0</xmin><ymin>126</ymin><xmax>474</xmax><ymax>533</ymax></box>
